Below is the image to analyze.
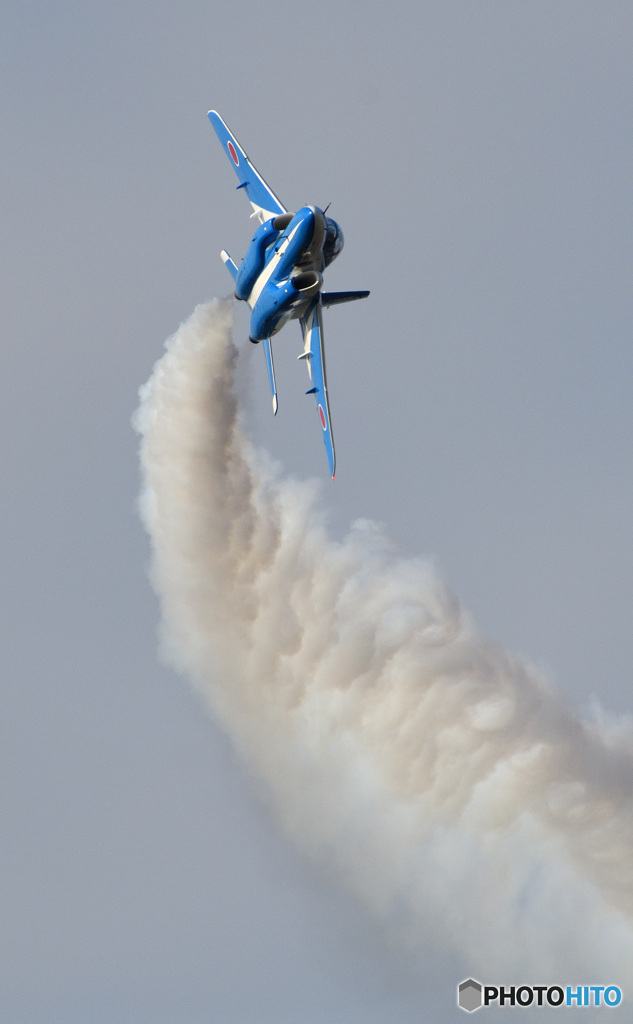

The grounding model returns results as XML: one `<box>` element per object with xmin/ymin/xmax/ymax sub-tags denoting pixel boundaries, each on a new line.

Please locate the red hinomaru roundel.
<box><xmin>227</xmin><ymin>141</ymin><xmax>239</xmax><ymax>165</ymax></box>
<box><xmin>318</xmin><ymin>405</ymin><xmax>327</xmax><ymax>430</ymax></box>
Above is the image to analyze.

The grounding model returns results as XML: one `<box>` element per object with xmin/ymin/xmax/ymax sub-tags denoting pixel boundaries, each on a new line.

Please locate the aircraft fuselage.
<box><xmin>208</xmin><ymin>108</ymin><xmax>368</xmax><ymax>477</ymax></box>
<box><xmin>238</xmin><ymin>206</ymin><xmax>344</xmax><ymax>342</ymax></box>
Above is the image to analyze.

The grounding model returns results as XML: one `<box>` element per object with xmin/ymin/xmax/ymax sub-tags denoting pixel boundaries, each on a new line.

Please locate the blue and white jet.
<box><xmin>208</xmin><ymin>110</ymin><xmax>369</xmax><ymax>478</ymax></box>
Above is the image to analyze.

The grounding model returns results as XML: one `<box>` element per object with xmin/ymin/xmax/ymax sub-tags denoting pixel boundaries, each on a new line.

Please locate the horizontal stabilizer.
<box><xmin>321</xmin><ymin>290</ymin><xmax>370</xmax><ymax>308</ymax></box>
<box><xmin>220</xmin><ymin>250</ymin><xmax>238</xmax><ymax>282</ymax></box>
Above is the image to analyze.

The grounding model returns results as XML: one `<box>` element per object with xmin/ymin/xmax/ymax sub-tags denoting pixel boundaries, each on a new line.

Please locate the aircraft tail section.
<box><xmin>208</xmin><ymin>110</ymin><xmax>287</xmax><ymax>223</ymax></box>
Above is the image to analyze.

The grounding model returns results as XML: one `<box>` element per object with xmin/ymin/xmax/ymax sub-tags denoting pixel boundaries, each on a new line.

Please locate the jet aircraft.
<box><xmin>208</xmin><ymin>110</ymin><xmax>369</xmax><ymax>478</ymax></box>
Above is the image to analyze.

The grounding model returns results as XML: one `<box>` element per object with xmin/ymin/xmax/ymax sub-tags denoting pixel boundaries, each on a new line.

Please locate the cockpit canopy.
<box><xmin>323</xmin><ymin>217</ymin><xmax>344</xmax><ymax>267</ymax></box>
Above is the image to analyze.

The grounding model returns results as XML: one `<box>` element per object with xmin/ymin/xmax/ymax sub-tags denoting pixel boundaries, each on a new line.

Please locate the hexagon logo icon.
<box><xmin>458</xmin><ymin>978</ymin><xmax>483</xmax><ymax>1012</ymax></box>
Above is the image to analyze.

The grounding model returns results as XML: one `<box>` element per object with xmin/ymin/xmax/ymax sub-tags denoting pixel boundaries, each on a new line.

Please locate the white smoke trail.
<box><xmin>134</xmin><ymin>299</ymin><xmax>633</xmax><ymax>984</ymax></box>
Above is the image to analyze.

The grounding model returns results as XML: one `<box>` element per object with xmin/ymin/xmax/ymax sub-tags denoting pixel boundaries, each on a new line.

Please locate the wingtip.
<box><xmin>272</xmin><ymin>396</ymin><xmax>278</xmax><ymax>416</ymax></box>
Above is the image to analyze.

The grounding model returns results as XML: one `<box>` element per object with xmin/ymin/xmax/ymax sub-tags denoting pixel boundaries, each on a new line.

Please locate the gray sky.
<box><xmin>1</xmin><ymin>1</ymin><xmax>631</xmax><ymax>1020</ymax></box>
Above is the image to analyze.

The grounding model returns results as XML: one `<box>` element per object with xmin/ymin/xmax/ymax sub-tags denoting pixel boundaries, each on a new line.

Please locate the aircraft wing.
<box><xmin>300</xmin><ymin>297</ymin><xmax>336</xmax><ymax>479</ymax></box>
<box><xmin>208</xmin><ymin>111</ymin><xmax>287</xmax><ymax>223</ymax></box>
<box><xmin>263</xmin><ymin>337</ymin><xmax>278</xmax><ymax>416</ymax></box>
